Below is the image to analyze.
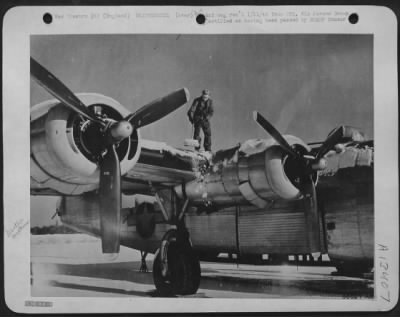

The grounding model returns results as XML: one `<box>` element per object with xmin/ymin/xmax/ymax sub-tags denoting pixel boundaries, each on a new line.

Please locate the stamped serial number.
<box><xmin>378</xmin><ymin>244</ymin><xmax>391</xmax><ymax>303</ymax></box>
<box><xmin>25</xmin><ymin>300</ymin><xmax>53</xmax><ymax>307</ymax></box>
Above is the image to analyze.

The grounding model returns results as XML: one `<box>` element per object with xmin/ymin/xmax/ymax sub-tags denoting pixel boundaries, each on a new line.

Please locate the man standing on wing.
<box><xmin>187</xmin><ymin>89</ymin><xmax>214</xmax><ymax>152</ymax></box>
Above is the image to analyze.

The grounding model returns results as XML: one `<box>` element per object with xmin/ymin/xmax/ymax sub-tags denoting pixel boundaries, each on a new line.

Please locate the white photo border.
<box><xmin>3</xmin><ymin>5</ymin><xmax>398</xmax><ymax>313</ymax></box>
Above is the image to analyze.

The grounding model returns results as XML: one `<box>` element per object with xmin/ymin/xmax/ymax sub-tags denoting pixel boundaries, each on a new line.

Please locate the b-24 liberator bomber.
<box><xmin>30</xmin><ymin>57</ymin><xmax>374</xmax><ymax>296</ymax></box>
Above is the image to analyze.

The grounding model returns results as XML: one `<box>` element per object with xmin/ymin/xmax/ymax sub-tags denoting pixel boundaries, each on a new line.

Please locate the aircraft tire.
<box><xmin>188</xmin><ymin>251</ymin><xmax>201</xmax><ymax>294</ymax></box>
<box><xmin>153</xmin><ymin>242</ymin><xmax>201</xmax><ymax>296</ymax></box>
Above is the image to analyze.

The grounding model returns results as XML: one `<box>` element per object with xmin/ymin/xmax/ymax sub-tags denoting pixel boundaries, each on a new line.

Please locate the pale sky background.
<box><xmin>30</xmin><ymin>34</ymin><xmax>373</xmax><ymax>226</ymax></box>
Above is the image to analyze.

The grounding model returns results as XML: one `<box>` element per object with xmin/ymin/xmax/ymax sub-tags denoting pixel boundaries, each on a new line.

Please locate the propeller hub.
<box><xmin>311</xmin><ymin>158</ymin><xmax>327</xmax><ymax>171</ymax></box>
<box><xmin>109</xmin><ymin>120</ymin><xmax>133</xmax><ymax>143</ymax></box>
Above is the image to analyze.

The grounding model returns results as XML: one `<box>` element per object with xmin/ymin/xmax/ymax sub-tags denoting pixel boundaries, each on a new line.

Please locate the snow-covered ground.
<box><xmin>31</xmin><ymin>234</ymin><xmax>374</xmax><ymax>298</ymax></box>
<box><xmin>32</xmin><ymin>234</ymin><xmax>145</xmax><ymax>264</ymax></box>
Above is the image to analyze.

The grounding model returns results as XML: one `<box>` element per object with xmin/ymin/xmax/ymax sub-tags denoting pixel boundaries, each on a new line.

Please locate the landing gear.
<box><xmin>153</xmin><ymin>229</ymin><xmax>201</xmax><ymax>296</ymax></box>
<box><xmin>139</xmin><ymin>251</ymin><xmax>148</xmax><ymax>272</ymax></box>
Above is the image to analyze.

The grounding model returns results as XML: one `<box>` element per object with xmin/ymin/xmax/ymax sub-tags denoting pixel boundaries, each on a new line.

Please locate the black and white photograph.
<box><xmin>3</xmin><ymin>5</ymin><xmax>398</xmax><ymax>313</ymax></box>
<box><xmin>30</xmin><ymin>32</ymin><xmax>375</xmax><ymax>298</ymax></box>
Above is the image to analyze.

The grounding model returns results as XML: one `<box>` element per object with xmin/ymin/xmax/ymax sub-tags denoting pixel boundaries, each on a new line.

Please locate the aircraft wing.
<box><xmin>31</xmin><ymin>138</ymin><xmax>208</xmax><ymax>196</ymax></box>
<box><xmin>315</xmin><ymin>141</ymin><xmax>373</xmax><ymax>190</ymax></box>
<box><xmin>121</xmin><ymin>139</ymin><xmax>207</xmax><ymax>195</ymax></box>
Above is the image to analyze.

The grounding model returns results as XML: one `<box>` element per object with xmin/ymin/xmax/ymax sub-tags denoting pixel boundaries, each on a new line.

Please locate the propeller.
<box><xmin>253</xmin><ymin>111</ymin><xmax>303</xmax><ymax>160</ymax></box>
<box><xmin>302</xmin><ymin>175</ymin><xmax>321</xmax><ymax>252</ymax></box>
<box><xmin>31</xmin><ymin>57</ymin><xmax>189</xmax><ymax>253</ymax></box>
<box><xmin>253</xmin><ymin>111</ymin><xmax>331</xmax><ymax>171</ymax></box>
<box><xmin>313</xmin><ymin>127</ymin><xmax>343</xmax><ymax>160</ymax></box>
<box><xmin>125</xmin><ymin>88</ymin><xmax>190</xmax><ymax>129</ymax></box>
<box><xmin>30</xmin><ymin>58</ymin><xmax>104</xmax><ymax>125</ymax></box>
<box><xmin>99</xmin><ymin>145</ymin><xmax>121</xmax><ymax>253</ymax></box>
<box><xmin>315</xmin><ymin>125</ymin><xmax>361</xmax><ymax>160</ymax></box>
<box><xmin>253</xmin><ymin>111</ymin><xmax>323</xmax><ymax>251</ymax></box>
<box><xmin>253</xmin><ymin>112</ymin><xmax>362</xmax><ymax>251</ymax></box>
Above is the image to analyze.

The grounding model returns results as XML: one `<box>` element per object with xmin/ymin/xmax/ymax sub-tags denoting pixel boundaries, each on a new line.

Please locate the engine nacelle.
<box><xmin>31</xmin><ymin>93</ymin><xmax>141</xmax><ymax>195</ymax></box>
<box><xmin>175</xmin><ymin>136</ymin><xmax>311</xmax><ymax>207</ymax></box>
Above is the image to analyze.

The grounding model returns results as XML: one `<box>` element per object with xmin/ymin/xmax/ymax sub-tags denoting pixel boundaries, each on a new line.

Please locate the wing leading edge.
<box><xmin>122</xmin><ymin>139</ymin><xmax>207</xmax><ymax>195</ymax></box>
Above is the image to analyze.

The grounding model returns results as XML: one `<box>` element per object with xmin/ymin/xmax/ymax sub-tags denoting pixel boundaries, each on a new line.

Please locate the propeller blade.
<box><xmin>126</xmin><ymin>88</ymin><xmax>190</xmax><ymax>129</ymax></box>
<box><xmin>30</xmin><ymin>57</ymin><xmax>103</xmax><ymax>124</ymax></box>
<box><xmin>253</xmin><ymin>111</ymin><xmax>302</xmax><ymax>160</ymax></box>
<box><xmin>316</xmin><ymin>125</ymin><xmax>363</xmax><ymax>159</ymax></box>
<box><xmin>302</xmin><ymin>175</ymin><xmax>321</xmax><ymax>252</ymax></box>
<box><xmin>315</xmin><ymin>126</ymin><xmax>345</xmax><ymax>159</ymax></box>
<box><xmin>99</xmin><ymin>145</ymin><xmax>121</xmax><ymax>254</ymax></box>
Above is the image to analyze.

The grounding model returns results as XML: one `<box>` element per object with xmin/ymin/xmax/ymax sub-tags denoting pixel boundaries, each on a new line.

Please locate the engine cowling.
<box><xmin>175</xmin><ymin>136</ymin><xmax>311</xmax><ymax>207</ymax></box>
<box><xmin>31</xmin><ymin>93</ymin><xmax>141</xmax><ymax>195</ymax></box>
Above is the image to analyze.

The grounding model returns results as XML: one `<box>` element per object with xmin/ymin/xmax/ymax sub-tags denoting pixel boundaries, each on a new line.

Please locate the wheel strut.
<box><xmin>139</xmin><ymin>251</ymin><xmax>148</xmax><ymax>273</ymax></box>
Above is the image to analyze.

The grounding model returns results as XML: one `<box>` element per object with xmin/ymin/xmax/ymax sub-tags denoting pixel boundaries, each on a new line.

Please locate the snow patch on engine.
<box><xmin>238</xmin><ymin>135</ymin><xmax>302</xmax><ymax>157</ymax></box>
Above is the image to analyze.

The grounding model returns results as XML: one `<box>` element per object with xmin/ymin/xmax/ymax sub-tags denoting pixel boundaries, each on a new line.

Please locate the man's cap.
<box><xmin>202</xmin><ymin>89</ymin><xmax>210</xmax><ymax>96</ymax></box>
